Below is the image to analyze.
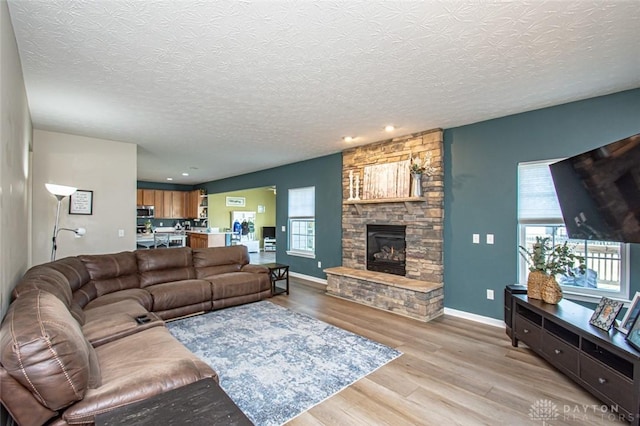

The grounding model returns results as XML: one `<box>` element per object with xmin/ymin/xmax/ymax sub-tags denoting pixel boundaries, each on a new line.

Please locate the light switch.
<box><xmin>472</xmin><ymin>234</ymin><xmax>480</xmax><ymax>244</ymax></box>
<box><xmin>281</xmin><ymin>226</ymin><xmax>286</xmax><ymax>232</ymax></box>
<box><xmin>486</xmin><ymin>234</ymin><xmax>494</xmax><ymax>244</ymax></box>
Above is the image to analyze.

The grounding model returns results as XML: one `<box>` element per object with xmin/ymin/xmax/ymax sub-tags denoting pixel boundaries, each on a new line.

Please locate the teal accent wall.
<box><xmin>199</xmin><ymin>153</ymin><xmax>343</xmax><ymax>279</ymax></box>
<box><xmin>444</xmin><ymin>88</ymin><xmax>640</xmax><ymax>319</ymax></box>
<box><xmin>137</xmin><ymin>181</ymin><xmax>196</xmax><ymax>191</ymax></box>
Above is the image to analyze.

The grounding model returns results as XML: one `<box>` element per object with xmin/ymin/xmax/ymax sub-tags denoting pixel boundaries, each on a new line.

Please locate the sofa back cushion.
<box><xmin>46</xmin><ymin>257</ymin><xmax>90</xmax><ymax>293</ymax></box>
<box><xmin>77</xmin><ymin>252</ymin><xmax>140</xmax><ymax>302</ymax></box>
<box><xmin>14</xmin><ymin>266</ymin><xmax>73</xmax><ymax>307</ymax></box>
<box><xmin>0</xmin><ymin>291</ymin><xmax>100</xmax><ymax>411</ymax></box>
<box><xmin>135</xmin><ymin>247</ymin><xmax>196</xmax><ymax>288</ymax></box>
<box><xmin>193</xmin><ymin>245</ymin><xmax>249</xmax><ymax>278</ymax></box>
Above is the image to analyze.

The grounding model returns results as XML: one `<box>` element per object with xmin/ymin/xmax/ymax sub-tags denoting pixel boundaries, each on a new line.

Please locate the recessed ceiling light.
<box><xmin>182</xmin><ymin>172</ymin><xmax>189</xmax><ymax>176</ymax></box>
<box><xmin>384</xmin><ymin>125</ymin><xmax>395</xmax><ymax>132</ymax></box>
<box><xmin>166</xmin><ymin>177</ymin><xmax>173</xmax><ymax>181</ymax></box>
<box><xmin>343</xmin><ymin>136</ymin><xmax>355</xmax><ymax>142</ymax></box>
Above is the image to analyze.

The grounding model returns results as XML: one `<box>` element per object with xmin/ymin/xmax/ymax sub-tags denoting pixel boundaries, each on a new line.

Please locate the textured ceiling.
<box><xmin>7</xmin><ymin>0</ymin><xmax>640</xmax><ymax>184</ymax></box>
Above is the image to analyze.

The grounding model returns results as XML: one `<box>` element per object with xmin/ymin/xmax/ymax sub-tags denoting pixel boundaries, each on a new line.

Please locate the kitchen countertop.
<box><xmin>186</xmin><ymin>229</ymin><xmax>235</xmax><ymax>235</ymax></box>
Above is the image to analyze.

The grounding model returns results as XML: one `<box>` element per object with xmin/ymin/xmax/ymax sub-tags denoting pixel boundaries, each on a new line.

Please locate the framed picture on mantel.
<box><xmin>69</xmin><ymin>190</ymin><xmax>93</xmax><ymax>215</ymax></box>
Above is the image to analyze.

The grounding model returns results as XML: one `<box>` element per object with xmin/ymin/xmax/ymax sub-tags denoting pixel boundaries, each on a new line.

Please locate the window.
<box><xmin>287</xmin><ymin>187</ymin><xmax>315</xmax><ymax>257</ymax></box>
<box><xmin>518</xmin><ymin>161</ymin><xmax>628</xmax><ymax>301</ymax></box>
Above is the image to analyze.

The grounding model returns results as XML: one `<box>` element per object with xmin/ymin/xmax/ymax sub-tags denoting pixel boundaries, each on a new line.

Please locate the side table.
<box><xmin>262</xmin><ymin>262</ymin><xmax>289</xmax><ymax>295</ymax></box>
<box><xmin>95</xmin><ymin>378</ymin><xmax>252</xmax><ymax>425</ymax></box>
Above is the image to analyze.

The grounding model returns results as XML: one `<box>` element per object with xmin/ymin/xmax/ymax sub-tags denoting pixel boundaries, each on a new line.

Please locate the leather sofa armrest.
<box><xmin>0</xmin><ymin>367</ymin><xmax>58</xmax><ymax>426</ymax></box>
<box><xmin>241</xmin><ymin>264</ymin><xmax>269</xmax><ymax>274</ymax></box>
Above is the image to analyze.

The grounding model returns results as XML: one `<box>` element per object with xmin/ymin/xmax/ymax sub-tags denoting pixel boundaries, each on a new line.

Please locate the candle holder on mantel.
<box><xmin>411</xmin><ymin>173</ymin><xmax>423</xmax><ymax>197</ymax></box>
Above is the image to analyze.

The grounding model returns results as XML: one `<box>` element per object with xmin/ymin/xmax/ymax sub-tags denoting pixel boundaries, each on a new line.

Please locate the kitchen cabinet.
<box><xmin>136</xmin><ymin>189</ymin><xmax>200</xmax><ymax>219</ymax></box>
<box><xmin>137</xmin><ymin>189</ymin><xmax>155</xmax><ymax>206</ymax></box>
<box><xmin>154</xmin><ymin>190</ymin><xmax>164</xmax><ymax>218</ymax></box>
<box><xmin>172</xmin><ymin>191</ymin><xmax>185</xmax><ymax>219</ymax></box>
<box><xmin>162</xmin><ymin>191</ymin><xmax>173</xmax><ymax>218</ymax></box>
<box><xmin>186</xmin><ymin>190</ymin><xmax>200</xmax><ymax>219</ymax></box>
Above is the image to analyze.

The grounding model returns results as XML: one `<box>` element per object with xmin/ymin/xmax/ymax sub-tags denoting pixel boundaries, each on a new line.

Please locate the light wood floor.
<box><xmin>270</xmin><ymin>279</ymin><xmax>625</xmax><ymax>426</ymax></box>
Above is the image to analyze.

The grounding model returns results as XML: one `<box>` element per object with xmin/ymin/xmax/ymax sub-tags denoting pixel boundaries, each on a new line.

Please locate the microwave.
<box><xmin>136</xmin><ymin>205</ymin><xmax>154</xmax><ymax>218</ymax></box>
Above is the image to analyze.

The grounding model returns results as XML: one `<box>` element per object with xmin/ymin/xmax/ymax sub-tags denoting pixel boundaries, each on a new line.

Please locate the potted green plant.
<box><xmin>519</xmin><ymin>236</ymin><xmax>586</xmax><ymax>303</ymax></box>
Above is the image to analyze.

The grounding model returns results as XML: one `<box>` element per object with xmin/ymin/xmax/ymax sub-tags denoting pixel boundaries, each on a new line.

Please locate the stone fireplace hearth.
<box><xmin>325</xmin><ymin>129</ymin><xmax>444</xmax><ymax>322</ymax></box>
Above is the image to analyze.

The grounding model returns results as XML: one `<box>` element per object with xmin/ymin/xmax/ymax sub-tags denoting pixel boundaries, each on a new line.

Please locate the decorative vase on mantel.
<box><xmin>541</xmin><ymin>275</ymin><xmax>563</xmax><ymax>304</ymax></box>
<box><xmin>411</xmin><ymin>173</ymin><xmax>423</xmax><ymax>197</ymax></box>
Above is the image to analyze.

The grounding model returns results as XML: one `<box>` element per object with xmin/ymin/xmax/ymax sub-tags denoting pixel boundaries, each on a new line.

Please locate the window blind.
<box><xmin>288</xmin><ymin>187</ymin><xmax>315</xmax><ymax>217</ymax></box>
<box><xmin>518</xmin><ymin>161</ymin><xmax>564</xmax><ymax>224</ymax></box>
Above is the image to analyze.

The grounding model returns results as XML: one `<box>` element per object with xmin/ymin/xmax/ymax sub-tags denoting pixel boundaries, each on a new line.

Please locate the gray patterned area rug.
<box><xmin>166</xmin><ymin>300</ymin><xmax>402</xmax><ymax>426</ymax></box>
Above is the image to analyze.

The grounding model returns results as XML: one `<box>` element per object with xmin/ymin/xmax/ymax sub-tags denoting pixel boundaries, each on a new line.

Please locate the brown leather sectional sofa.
<box><xmin>0</xmin><ymin>245</ymin><xmax>271</xmax><ymax>425</ymax></box>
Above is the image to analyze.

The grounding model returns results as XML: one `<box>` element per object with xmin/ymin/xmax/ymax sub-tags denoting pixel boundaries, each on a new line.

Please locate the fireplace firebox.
<box><xmin>366</xmin><ymin>225</ymin><xmax>406</xmax><ymax>276</ymax></box>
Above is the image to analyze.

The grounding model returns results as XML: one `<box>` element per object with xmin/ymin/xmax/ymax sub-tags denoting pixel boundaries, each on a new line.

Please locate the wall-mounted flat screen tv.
<box><xmin>549</xmin><ymin>133</ymin><xmax>640</xmax><ymax>243</ymax></box>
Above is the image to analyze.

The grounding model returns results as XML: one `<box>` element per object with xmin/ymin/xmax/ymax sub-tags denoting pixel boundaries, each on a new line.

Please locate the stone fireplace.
<box><xmin>325</xmin><ymin>129</ymin><xmax>444</xmax><ymax>322</ymax></box>
<box><xmin>367</xmin><ymin>224</ymin><xmax>406</xmax><ymax>276</ymax></box>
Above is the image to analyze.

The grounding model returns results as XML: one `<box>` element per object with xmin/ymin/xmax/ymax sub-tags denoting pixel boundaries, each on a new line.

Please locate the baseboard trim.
<box><xmin>444</xmin><ymin>307</ymin><xmax>505</xmax><ymax>328</ymax></box>
<box><xmin>290</xmin><ymin>272</ymin><xmax>327</xmax><ymax>286</ymax></box>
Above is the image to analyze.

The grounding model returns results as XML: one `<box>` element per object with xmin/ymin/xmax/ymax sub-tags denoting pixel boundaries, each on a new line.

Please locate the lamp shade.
<box><xmin>45</xmin><ymin>183</ymin><xmax>77</xmax><ymax>197</ymax></box>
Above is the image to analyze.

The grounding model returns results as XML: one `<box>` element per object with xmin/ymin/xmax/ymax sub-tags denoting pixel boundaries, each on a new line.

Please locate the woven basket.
<box><xmin>541</xmin><ymin>275</ymin><xmax>563</xmax><ymax>304</ymax></box>
<box><xmin>526</xmin><ymin>271</ymin><xmax>546</xmax><ymax>300</ymax></box>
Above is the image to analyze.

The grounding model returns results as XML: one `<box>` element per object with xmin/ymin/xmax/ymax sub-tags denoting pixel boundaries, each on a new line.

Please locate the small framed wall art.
<box><xmin>225</xmin><ymin>196</ymin><xmax>245</xmax><ymax>207</ymax></box>
<box><xmin>589</xmin><ymin>297</ymin><xmax>624</xmax><ymax>331</ymax></box>
<box><xmin>69</xmin><ymin>190</ymin><xmax>93</xmax><ymax>215</ymax></box>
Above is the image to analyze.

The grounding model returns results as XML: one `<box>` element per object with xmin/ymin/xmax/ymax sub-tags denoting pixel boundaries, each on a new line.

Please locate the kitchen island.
<box><xmin>186</xmin><ymin>230</ymin><xmax>234</xmax><ymax>248</ymax></box>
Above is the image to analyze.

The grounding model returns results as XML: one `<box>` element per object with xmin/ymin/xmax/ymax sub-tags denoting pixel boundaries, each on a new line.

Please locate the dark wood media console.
<box><xmin>510</xmin><ymin>294</ymin><xmax>640</xmax><ymax>424</ymax></box>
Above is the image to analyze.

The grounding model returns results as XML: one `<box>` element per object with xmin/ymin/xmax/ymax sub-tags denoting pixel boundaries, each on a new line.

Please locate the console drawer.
<box><xmin>542</xmin><ymin>332</ymin><xmax>579</xmax><ymax>375</ymax></box>
<box><xmin>580</xmin><ymin>354</ymin><xmax>634</xmax><ymax>412</ymax></box>
<box><xmin>515</xmin><ymin>315</ymin><xmax>541</xmax><ymax>350</ymax></box>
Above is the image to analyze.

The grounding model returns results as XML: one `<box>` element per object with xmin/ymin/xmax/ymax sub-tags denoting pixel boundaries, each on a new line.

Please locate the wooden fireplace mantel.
<box><xmin>344</xmin><ymin>197</ymin><xmax>426</xmax><ymax>214</ymax></box>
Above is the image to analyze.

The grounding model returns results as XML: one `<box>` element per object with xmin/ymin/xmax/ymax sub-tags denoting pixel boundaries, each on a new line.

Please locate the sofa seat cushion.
<box><xmin>208</xmin><ymin>272</ymin><xmax>271</xmax><ymax>299</ymax></box>
<box><xmin>146</xmin><ymin>279</ymin><xmax>211</xmax><ymax>312</ymax></box>
<box><xmin>84</xmin><ymin>288</ymin><xmax>153</xmax><ymax>312</ymax></box>
<box><xmin>61</xmin><ymin>327</ymin><xmax>217</xmax><ymax>424</ymax></box>
<box><xmin>83</xmin><ymin>300</ymin><xmax>163</xmax><ymax>347</ymax></box>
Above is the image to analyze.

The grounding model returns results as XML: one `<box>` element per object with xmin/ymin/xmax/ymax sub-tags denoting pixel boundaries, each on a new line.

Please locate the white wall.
<box><xmin>0</xmin><ymin>0</ymin><xmax>32</xmax><ymax>319</ymax></box>
<box><xmin>32</xmin><ymin>130</ymin><xmax>137</xmax><ymax>265</ymax></box>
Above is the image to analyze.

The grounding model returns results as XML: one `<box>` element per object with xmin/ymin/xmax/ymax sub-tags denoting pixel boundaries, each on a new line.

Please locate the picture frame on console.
<box><xmin>618</xmin><ymin>292</ymin><xmax>640</xmax><ymax>334</ymax></box>
<box><xmin>626</xmin><ymin>312</ymin><xmax>640</xmax><ymax>351</ymax></box>
<box><xmin>589</xmin><ymin>297</ymin><xmax>624</xmax><ymax>331</ymax></box>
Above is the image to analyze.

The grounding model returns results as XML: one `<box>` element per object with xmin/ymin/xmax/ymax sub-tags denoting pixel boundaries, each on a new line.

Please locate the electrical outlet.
<box><xmin>486</xmin><ymin>289</ymin><xmax>494</xmax><ymax>300</ymax></box>
<box><xmin>317</xmin><ymin>261</ymin><xmax>322</xmax><ymax>268</ymax></box>
<box><xmin>159</xmin><ymin>222</ymin><xmax>163</xmax><ymax>226</ymax></box>
<box><xmin>118</xmin><ymin>229</ymin><xmax>125</xmax><ymax>237</ymax></box>
<box><xmin>486</xmin><ymin>234</ymin><xmax>494</xmax><ymax>244</ymax></box>
<box><xmin>472</xmin><ymin>234</ymin><xmax>480</xmax><ymax>244</ymax></box>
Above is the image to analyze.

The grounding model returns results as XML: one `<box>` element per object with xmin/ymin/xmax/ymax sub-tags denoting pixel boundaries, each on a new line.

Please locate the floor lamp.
<box><xmin>46</xmin><ymin>183</ymin><xmax>86</xmax><ymax>262</ymax></box>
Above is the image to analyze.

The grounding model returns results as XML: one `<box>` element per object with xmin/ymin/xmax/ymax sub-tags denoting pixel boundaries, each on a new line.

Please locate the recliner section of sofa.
<box><xmin>0</xmin><ymin>245</ymin><xmax>270</xmax><ymax>425</ymax></box>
